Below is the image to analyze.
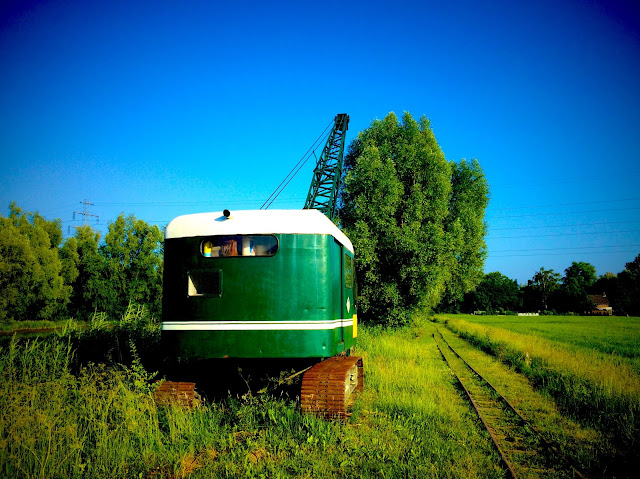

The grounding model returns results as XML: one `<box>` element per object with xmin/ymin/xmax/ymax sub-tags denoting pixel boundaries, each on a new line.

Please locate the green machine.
<box><xmin>159</xmin><ymin>114</ymin><xmax>363</xmax><ymax>418</ymax></box>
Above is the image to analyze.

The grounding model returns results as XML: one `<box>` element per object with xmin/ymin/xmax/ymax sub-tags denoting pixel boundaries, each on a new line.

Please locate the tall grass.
<box><xmin>72</xmin><ymin>302</ymin><xmax>162</xmax><ymax>369</ymax></box>
<box><xmin>445</xmin><ymin>314</ymin><xmax>640</xmax><ymax>367</ymax></box>
<box><xmin>438</xmin><ymin>315</ymin><xmax>640</xmax><ymax>472</ymax></box>
<box><xmin>355</xmin><ymin>321</ymin><xmax>504</xmax><ymax>478</ymax></box>
<box><xmin>0</xmin><ymin>335</ymin><xmax>160</xmax><ymax>478</ymax></box>
<box><xmin>0</xmin><ymin>315</ymin><xmax>506</xmax><ymax>478</ymax></box>
<box><xmin>0</xmin><ymin>319</ymin><xmax>87</xmax><ymax>335</ymax></box>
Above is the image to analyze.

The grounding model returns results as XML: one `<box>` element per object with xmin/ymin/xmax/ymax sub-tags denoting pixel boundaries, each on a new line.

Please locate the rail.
<box><xmin>433</xmin><ymin>328</ymin><xmax>586</xmax><ymax>479</ymax></box>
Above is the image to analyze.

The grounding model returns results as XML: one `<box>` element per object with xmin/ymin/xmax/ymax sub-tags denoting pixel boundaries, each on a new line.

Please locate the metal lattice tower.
<box><xmin>303</xmin><ymin>113</ymin><xmax>349</xmax><ymax>220</ymax></box>
<box><xmin>69</xmin><ymin>198</ymin><xmax>99</xmax><ymax>232</ymax></box>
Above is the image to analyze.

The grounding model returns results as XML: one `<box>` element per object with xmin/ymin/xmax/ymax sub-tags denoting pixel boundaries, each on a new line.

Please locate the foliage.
<box><xmin>557</xmin><ymin>261</ymin><xmax>597</xmax><ymax>312</ymax></box>
<box><xmin>464</xmin><ymin>271</ymin><xmax>521</xmax><ymax>313</ymax></box>
<box><xmin>439</xmin><ymin>254</ymin><xmax>638</xmax><ymax>315</ymax></box>
<box><xmin>1</xmin><ymin>203</ymin><xmax>164</xmax><ymax>322</ymax></box>
<box><xmin>441</xmin><ymin>159</ymin><xmax>490</xmax><ymax>307</ymax></box>
<box><xmin>0</xmin><ymin>202</ymin><xmax>71</xmax><ymax>323</ymax></box>
<box><xmin>526</xmin><ymin>267</ymin><xmax>561</xmax><ymax>311</ymax></box>
<box><xmin>99</xmin><ymin>214</ymin><xmax>164</xmax><ymax>318</ymax></box>
<box><xmin>612</xmin><ymin>254</ymin><xmax>640</xmax><ymax>316</ymax></box>
<box><xmin>338</xmin><ymin>112</ymin><xmax>489</xmax><ymax>325</ymax></box>
<box><xmin>586</xmin><ymin>256</ymin><xmax>640</xmax><ymax>316</ymax></box>
<box><xmin>73</xmin><ymin>302</ymin><xmax>161</xmax><ymax>368</ymax></box>
<box><xmin>62</xmin><ymin>225</ymin><xmax>105</xmax><ymax>317</ymax></box>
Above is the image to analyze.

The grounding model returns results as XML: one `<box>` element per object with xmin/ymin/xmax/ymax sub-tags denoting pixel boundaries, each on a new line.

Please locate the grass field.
<box><xmin>437</xmin><ymin>314</ymin><xmax>640</xmax><ymax>367</ymax></box>
<box><xmin>0</xmin><ymin>318</ymin><xmax>504</xmax><ymax>478</ymax></box>
<box><xmin>1</xmin><ymin>313</ymin><xmax>637</xmax><ymax>478</ymax></box>
<box><xmin>435</xmin><ymin>313</ymin><xmax>640</xmax><ymax>476</ymax></box>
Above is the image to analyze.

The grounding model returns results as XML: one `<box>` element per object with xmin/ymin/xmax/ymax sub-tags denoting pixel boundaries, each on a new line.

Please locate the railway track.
<box><xmin>433</xmin><ymin>328</ymin><xmax>585</xmax><ymax>479</ymax></box>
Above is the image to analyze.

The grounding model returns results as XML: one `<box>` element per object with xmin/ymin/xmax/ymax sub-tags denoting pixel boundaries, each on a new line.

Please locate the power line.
<box><xmin>261</xmin><ymin>119</ymin><xmax>333</xmax><ymax>210</ymax></box>
<box><xmin>489</xmin><ymin>173</ymin><xmax>640</xmax><ymax>189</ymax></box>
<box><xmin>490</xmin><ymin>229</ymin><xmax>640</xmax><ymax>239</ymax></box>
<box><xmin>489</xmin><ymin>197</ymin><xmax>640</xmax><ymax>211</ymax></box>
<box><xmin>490</xmin><ymin>250</ymin><xmax>639</xmax><ymax>258</ymax></box>
<box><xmin>38</xmin><ymin>203</ymin><xmax>79</xmax><ymax>214</ymax></box>
<box><xmin>73</xmin><ymin>199</ymin><xmax>99</xmax><ymax>225</ymax></box>
<box><xmin>68</xmin><ymin>199</ymin><xmax>99</xmax><ymax>234</ymax></box>
<box><xmin>490</xmin><ymin>220</ymin><xmax>640</xmax><ymax>231</ymax></box>
<box><xmin>95</xmin><ymin>196</ymin><xmax>307</xmax><ymax>207</ymax></box>
<box><xmin>490</xmin><ymin>244</ymin><xmax>640</xmax><ymax>253</ymax></box>
<box><xmin>488</xmin><ymin>206</ymin><xmax>640</xmax><ymax>219</ymax></box>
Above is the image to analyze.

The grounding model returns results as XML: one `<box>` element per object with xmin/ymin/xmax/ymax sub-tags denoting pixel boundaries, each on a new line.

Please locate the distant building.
<box><xmin>588</xmin><ymin>293</ymin><xmax>613</xmax><ymax>316</ymax></box>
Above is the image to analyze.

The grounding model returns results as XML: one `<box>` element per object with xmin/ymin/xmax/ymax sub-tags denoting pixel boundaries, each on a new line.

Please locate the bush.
<box><xmin>72</xmin><ymin>302</ymin><xmax>161</xmax><ymax>370</ymax></box>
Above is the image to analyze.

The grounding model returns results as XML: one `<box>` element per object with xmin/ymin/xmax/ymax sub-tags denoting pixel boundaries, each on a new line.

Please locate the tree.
<box><xmin>591</xmin><ymin>271</ymin><xmax>617</xmax><ymax>296</ymax></box>
<box><xmin>438</xmin><ymin>159</ymin><xmax>489</xmax><ymax>310</ymax></box>
<box><xmin>100</xmin><ymin>214</ymin><xmax>164</xmax><ymax>317</ymax></box>
<box><xmin>616</xmin><ymin>254</ymin><xmax>640</xmax><ymax>315</ymax></box>
<box><xmin>528</xmin><ymin>267</ymin><xmax>561</xmax><ymax>311</ymax></box>
<box><xmin>559</xmin><ymin>261</ymin><xmax>597</xmax><ymax>313</ymax></box>
<box><xmin>61</xmin><ymin>225</ymin><xmax>106</xmax><ymax>317</ymax></box>
<box><xmin>338</xmin><ymin>112</ymin><xmax>489</xmax><ymax>325</ymax></box>
<box><xmin>466</xmin><ymin>272</ymin><xmax>521</xmax><ymax>313</ymax></box>
<box><xmin>0</xmin><ymin>202</ymin><xmax>70</xmax><ymax>322</ymax></box>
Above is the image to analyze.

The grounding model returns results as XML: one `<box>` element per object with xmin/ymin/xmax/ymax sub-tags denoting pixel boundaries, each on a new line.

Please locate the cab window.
<box><xmin>201</xmin><ymin>235</ymin><xmax>278</xmax><ymax>257</ymax></box>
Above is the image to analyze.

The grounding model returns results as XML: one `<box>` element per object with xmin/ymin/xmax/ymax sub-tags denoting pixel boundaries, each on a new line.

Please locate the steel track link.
<box><xmin>433</xmin><ymin>328</ymin><xmax>586</xmax><ymax>479</ymax></box>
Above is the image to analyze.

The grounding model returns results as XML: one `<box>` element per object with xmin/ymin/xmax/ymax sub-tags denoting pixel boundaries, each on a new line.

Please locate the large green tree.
<box><xmin>338</xmin><ymin>112</ymin><xmax>489</xmax><ymax>325</ymax></box>
<box><xmin>559</xmin><ymin>261</ymin><xmax>597</xmax><ymax>312</ymax></box>
<box><xmin>0</xmin><ymin>203</ymin><xmax>71</xmax><ymax>322</ymax></box>
<box><xmin>527</xmin><ymin>267</ymin><xmax>561</xmax><ymax>311</ymax></box>
<box><xmin>61</xmin><ymin>225</ymin><xmax>105</xmax><ymax>317</ymax></box>
<box><xmin>438</xmin><ymin>159</ymin><xmax>490</xmax><ymax>310</ymax></box>
<box><xmin>100</xmin><ymin>214</ymin><xmax>164</xmax><ymax>317</ymax></box>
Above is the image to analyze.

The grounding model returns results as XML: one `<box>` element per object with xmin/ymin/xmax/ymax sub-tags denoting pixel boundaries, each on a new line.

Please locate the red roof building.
<box><xmin>588</xmin><ymin>293</ymin><xmax>613</xmax><ymax>315</ymax></box>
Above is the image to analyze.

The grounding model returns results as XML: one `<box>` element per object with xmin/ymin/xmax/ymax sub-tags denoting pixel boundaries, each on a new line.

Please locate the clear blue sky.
<box><xmin>1</xmin><ymin>0</ymin><xmax>639</xmax><ymax>284</ymax></box>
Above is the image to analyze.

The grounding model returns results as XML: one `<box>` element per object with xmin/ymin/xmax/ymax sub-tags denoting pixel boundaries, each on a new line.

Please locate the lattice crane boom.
<box><xmin>303</xmin><ymin>113</ymin><xmax>349</xmax><ymax>220</ymax></box>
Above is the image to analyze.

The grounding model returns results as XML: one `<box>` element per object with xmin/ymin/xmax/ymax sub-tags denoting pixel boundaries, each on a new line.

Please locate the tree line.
<box><xmin>2</xmin><ymin>111</ymin><xmax>492</xmax><ymax>327</ymax></box>
<box><xmin>8</xmin><ymin>112</ymin><xmax>635</xmax><ymax>325</ymax></box>
<box><xmin>436</xmin><ymin>256</ymin><xmax>640</xmax><ymax>316</ymax></box>
<box><xmin>0</xmin><ymin>202</ymin><xmax>163</xmax><ymax>323</ymax></box>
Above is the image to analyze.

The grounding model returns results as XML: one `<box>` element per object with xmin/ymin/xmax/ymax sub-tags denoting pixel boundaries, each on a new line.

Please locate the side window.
<box><xmin>344</xmin><ymin>253</ymin><xmax>353</xmax><ymax>289</ymax></box>
<box><xmin>201</xmin><ymin>235</ymin><xmax>278</xmax><ymax>257</ymax></box>
<box><xmin>188</xmin><ymin>270</ymin><xmax>222</xmax><ymax>297</ymax></box>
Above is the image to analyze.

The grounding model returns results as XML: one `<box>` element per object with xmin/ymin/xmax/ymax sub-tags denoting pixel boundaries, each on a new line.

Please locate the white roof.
<box><xmin>165</xmin><ymin>209</ymin><xmax>354</xmax><ymax>253</ymax></box>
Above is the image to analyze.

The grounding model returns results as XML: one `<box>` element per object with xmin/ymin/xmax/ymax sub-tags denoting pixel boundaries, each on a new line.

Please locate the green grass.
<box><xmin>4</xmin><ymin>311</ymin><xmax>636</xmax><ymax>477</ymax></box>
<box><xmin>0</xmin><ymin>319</ymin><xmax>89</xmax><ymax>335</ymax></box>
<box><xmin>435</xmin><ymin>324</ymin><xmax>607</xmax><ymax>477</ymax></box>
<box><xmin>0</xmin><ymin>317</ymin><xmax>505</xmax><ymax>478</ymax></box>
<box><xmin>439</xmin><ymin>313</ymin><xmax>640</xmax><ymax>366</ymax></box>
<box><xmin>435</xmin><ymin>313</ymin><xmax>640</xmax><ymax>475</ymax></box>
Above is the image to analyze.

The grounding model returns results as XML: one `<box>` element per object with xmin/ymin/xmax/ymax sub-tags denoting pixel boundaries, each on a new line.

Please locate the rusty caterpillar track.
<box><xmin>433</xmin><ymin>329</ymin><xmax>585</xmax><ymax>479</ymax></box>
<box><xmin>154</xmin><ymin>356</ymin><xmax>364</xmax><ymax>420</ymax></box>
<box><xmin>300</xmin><ymin>356</ymin><xmax>364</xmax><ymax>420</ymax></box>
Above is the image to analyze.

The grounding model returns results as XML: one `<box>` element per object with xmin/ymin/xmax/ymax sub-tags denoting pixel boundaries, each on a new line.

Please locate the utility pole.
<box><xmin>68</xmin><ymin>198</ymin><xmax>99</xmax><ymax>235</ymax></box>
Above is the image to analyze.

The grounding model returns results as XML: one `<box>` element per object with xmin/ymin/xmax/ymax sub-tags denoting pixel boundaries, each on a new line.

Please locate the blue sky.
<box><xmin>1</xmin><ymin>0</ymin><xmax>639</xmax><ymax>284</ymax></box>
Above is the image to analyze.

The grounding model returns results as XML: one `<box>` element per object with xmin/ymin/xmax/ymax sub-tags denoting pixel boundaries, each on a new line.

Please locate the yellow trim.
<box><xmin>352</xmin><ymin>314</ymin><xmax>358</xmax><ymax>338</ymax></box>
